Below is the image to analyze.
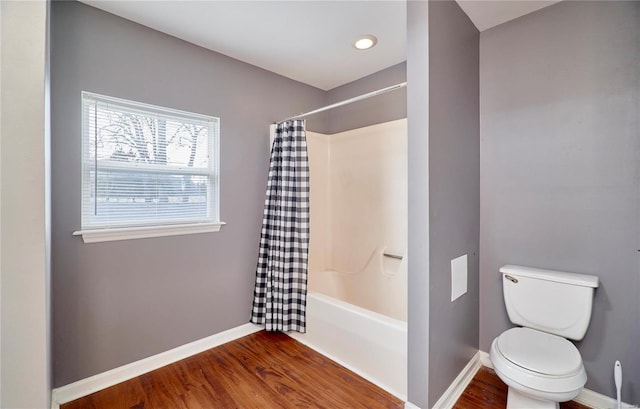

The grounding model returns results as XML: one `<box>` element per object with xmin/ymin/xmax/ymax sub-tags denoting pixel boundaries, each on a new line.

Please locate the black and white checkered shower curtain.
<box><xmin>250</xmin><ymin>120</ymin><xmax>309</xmax><ymax>332</ymax></box>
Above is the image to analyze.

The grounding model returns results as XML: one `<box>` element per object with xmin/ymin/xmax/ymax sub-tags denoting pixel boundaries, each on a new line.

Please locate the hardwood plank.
<box><xmin>61</xmin><ymin>331</ymin><xmax>403</xmax><ymax>409</ymax></box>
<box><xmin>453</xmin><ymin>366</ymin><xmax>591</xmax><ymax>409</ymax></box>
<box><xmin>61</xmin><ymin>335</ymin><xmax>596</xmax><ymax>409</ymax></box>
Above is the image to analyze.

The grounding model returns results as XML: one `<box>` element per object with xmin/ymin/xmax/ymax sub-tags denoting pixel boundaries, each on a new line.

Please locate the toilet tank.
<box><xmin>500</xmin><ymin>265</ymin><xmax>599</xmax><ymax>341</ymax></box>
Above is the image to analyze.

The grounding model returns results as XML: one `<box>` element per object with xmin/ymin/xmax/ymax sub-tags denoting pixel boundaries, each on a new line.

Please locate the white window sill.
<box><xmin>73</xmin><ymin>222</ymin><xmax>226</xmax><ymax>243</ymax></box>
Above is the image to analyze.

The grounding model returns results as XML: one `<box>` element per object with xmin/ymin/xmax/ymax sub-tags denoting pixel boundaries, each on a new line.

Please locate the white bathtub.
<box><xmin>288</xmin><ymin>292</ymin><xmax>407</xmax><ymax>400</ymax></box>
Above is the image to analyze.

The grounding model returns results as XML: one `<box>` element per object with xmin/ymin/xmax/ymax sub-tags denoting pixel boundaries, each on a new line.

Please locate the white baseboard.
<box><xmin>479</xmin><ymin>350</ymin><xmax>493</xmax><ymax>368</ymax></box>
<box><xmin>403</xmin><ymin>352</ymin><xmax>483</xmax><ymax>409</ymax></box>
<box><xmin>431</xmin><ymin>351</ymin><xmax>483</xmax><ymax>409</ymax></box>
<box><xmin>575</xmin><ymin>387</ymin><xmax>636</xmax><ymax>409</ymax></box>
<box><xmin>479</xmin><ymin>350</ymin><xmax>636</xmax><ymax>409</ymax></box>
<box><xmin>50</xmin><ymin>323</ymin><xmax>262</xmax><ymax>409</ymax></box>
<box><xmin>51</xmin><ymin>335</ymin><xmax>636</xmax><ymax>409</ymax></box>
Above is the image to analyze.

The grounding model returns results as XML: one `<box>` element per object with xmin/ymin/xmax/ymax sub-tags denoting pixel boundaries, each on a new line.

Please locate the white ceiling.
<box><xmin>80</xmin><ymin>1</ymin><xmax>407</xmax><ymax>91</ymax></box>
<box><xmin>80</xmin><ymin>1</ymin><xmax>561</xmax><ymax>91</ymax></box>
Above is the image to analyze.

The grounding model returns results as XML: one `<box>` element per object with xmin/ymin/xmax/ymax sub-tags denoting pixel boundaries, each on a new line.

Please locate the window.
<box><xmin>75</xmin><ymin>92</ymin><xmax>222</xmax><ymax>243</ymax></box>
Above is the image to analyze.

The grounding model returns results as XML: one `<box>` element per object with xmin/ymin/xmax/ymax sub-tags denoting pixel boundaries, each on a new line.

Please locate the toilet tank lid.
<box><xmin>500</xmin><ymin>265</ymin><xmax>599</xmax><ymax>288</ymax></box>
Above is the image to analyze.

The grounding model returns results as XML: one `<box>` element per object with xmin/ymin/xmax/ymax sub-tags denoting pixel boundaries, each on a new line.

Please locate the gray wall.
<box><xmin>407</xmin><ymin>1</ymin><xmax>479</xmax><ymax>407</ymax></box>
<box><xmin>480</xmin><ymin>1</ymin><xmax>640</xmax><ymax>403</ymax></box>
<box><xmin>324</xmin><ymin>62</ymin><xmax>406</xmax><ymax>134</ymax></box>
<box><xmin>51</xmin><ymin>1</ymin><xmax>408</xmax><ymax>387</ymax></box>
<box><xmin>407</xmin><ymin>0</ymin><xmax>431</xmax><ymax>406</ymax></box>
<box><xmin>51</xmin><ymin>1</ymin><xmax>326</xmax><ymax>386</ymax></box>
<box><xmin>427</xmin><ymin>0</ymin><xmax>479</xmax><ymax>406</ymax></box>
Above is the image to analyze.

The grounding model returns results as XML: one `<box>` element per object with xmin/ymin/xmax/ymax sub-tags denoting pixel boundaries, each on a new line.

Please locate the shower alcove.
<box><xmin>289</xmin><ymin>117</ymin><xmax>408</xmax><ymax>399</ymax></box>
<box><xmin>307</xmin><ymin>118</ymin><xmax>407</xmax><ymax>321</ymax></box>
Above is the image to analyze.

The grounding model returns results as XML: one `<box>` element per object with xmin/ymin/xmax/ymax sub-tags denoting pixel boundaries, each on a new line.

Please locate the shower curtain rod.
<box><xmin>277</xmin><ymin>81</ymin><xmax>407</xmax><ymax>123</ymax></box>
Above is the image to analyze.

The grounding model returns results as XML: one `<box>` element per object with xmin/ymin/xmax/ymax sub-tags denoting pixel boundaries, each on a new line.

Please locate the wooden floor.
<box><xmin>61</xmin><ymin>331</ymin><xmax>403</xmax><ymax>409</ymax></box>
<box><xmin>62</xmin><ymin>332</ymin><xmax>592</xmax><ymax>409</ymax></box>
<box><xmin>453</xmin><ymin>366</ymin><xmax>590</xmax><ymax>409</ymax></box>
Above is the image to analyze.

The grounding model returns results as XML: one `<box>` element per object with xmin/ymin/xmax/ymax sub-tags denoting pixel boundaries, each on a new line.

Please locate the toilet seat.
<box><xmin>497</xmin><ymin>327</ymin><xmax>582</xmax><ymax>376</ymax></box>
<box><xmin>490</xmin><ymin>328</ymin><xmax>587</xmax><ymax>394</ymax></box>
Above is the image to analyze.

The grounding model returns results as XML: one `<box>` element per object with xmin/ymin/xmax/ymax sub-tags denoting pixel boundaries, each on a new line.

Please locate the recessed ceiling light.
<box><xmin>353</xmin><ymin>35</ymin><xmax>377</xmax><ymax>50</ymax></box>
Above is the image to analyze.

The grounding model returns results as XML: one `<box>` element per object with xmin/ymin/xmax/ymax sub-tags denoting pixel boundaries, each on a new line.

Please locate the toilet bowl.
<box><xmin>490</xmin><ymin>327</ymin><xmax>586</xmax><ymax>409</ymax></box>
<box><xmin>490</xmin><ymin>265</ymin><xmax>599</xmax><ymax>409</ymax></box>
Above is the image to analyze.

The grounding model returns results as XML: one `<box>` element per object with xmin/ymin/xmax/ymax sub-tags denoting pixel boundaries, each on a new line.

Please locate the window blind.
<box><xmin>81</xmin><ymin>92</ymin><xmax>220</xmax><ymax>230</ymax></box>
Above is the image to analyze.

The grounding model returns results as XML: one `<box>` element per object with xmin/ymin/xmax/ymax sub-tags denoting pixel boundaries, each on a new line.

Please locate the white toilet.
<box><xmin>490</xmin><ymin>264</ymin><xmax>599</xmax><ymax>409</ymax></box>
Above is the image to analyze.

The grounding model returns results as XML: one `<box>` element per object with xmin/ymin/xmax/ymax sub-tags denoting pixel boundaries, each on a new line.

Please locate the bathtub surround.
<box><xmin>307</xmin><ymin>119</ymin><xmax>408</xmax><ymax>321</ymax></box>
<box><xmin>480</xmin><ymin>1</ymin><xmax>640</xmax><ymax>402</ymax></box>
<box><xmin>251</xmin><ymin>120</ymin><xmax>310</xmax><ymax>333</ymax></box>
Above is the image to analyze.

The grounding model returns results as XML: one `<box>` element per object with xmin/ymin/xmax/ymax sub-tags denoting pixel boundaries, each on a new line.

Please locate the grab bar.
<box><xmin>383</xmin><ymin>252</ymin><xmax>403</xmax><ymax>260</ymax></box>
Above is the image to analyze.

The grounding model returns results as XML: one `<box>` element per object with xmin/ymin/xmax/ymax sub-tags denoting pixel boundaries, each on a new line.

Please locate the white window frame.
<box><xmin>74</xmin><ymin>92</ymin><xmax>224</xmax><ymax>243</ymax></box>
